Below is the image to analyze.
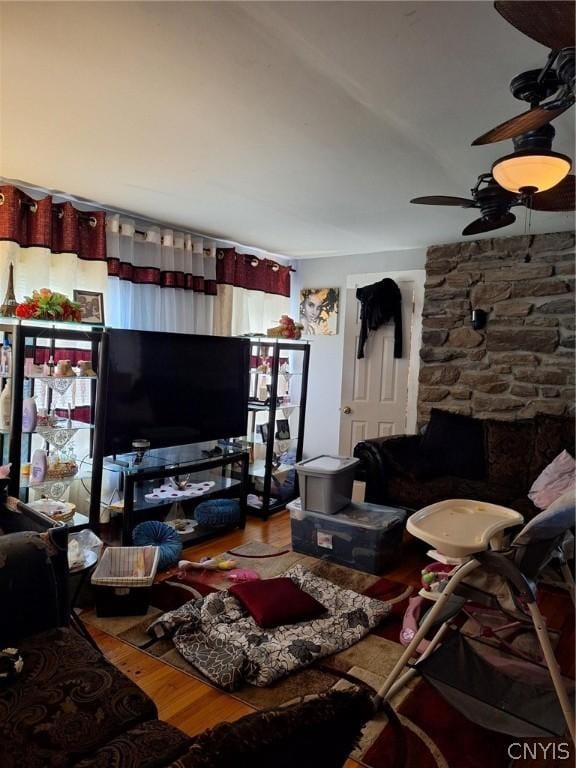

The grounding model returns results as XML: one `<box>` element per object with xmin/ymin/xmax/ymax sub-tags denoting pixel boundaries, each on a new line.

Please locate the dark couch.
<box><xmin>0</xmin><ymin>529</ymin><xmax>192</xmax><ymax>768</ymax></box>
<box><xmin>0</xmin><ymin>526</ymin><xmax>372</xmax><ymax>768</ymax></box>
<box><xmin>354</xmin><ymin>410</ymin><xmax>575</xmax><ymax>518</ymax></box>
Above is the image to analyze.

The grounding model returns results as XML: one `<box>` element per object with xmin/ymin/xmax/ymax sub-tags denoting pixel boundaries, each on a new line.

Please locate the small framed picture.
<box><xmin>257</xmin><ymin>423</ymin><xmax>269</xmax><ymax>444</ymax></box>
<box><xmin>275</xmin><ymin>419</ymin><xmax>290</xmax><ymax>440</ymax></box>
<box><xmin>299</xmin><ymin>287</ymin><xmax>340</xmax><ymax>336</ymax></box>
<box><xmin>73</xmin><ymin>290</ymin><xmax>105</xmax><ymax>325</ymax></box>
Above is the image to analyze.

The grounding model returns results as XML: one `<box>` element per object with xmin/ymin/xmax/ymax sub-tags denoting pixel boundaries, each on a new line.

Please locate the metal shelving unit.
<box><xmin>5</xmin><ymin>320</ymin><xmax>104</xmax><ymax>531</ymax></box>
<box><xmin>243</xmin><ymin>338</ymin><xmax>310</xmax><ymax>519</ymax></box>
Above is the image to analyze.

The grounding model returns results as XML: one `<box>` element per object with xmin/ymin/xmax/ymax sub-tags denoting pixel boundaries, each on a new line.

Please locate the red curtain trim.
<box><xmin>161</xmin><ymin>271</ymin><xmax>186</xmax><ymax>289</ymax></box>
<box><xmin>1</xmin><ymin>186</ymin><xmax>284</xmax><ymax>299</ymax></box>
<box><xmin>216</xmin><ymin>248</ymin><xmax>290</xmax><ymax>298</ymax></box>
<box><xmin>54</xmin><ymin>406</ymin><xmax>92</xmax><ymax>423</ymax></box>
<box><xmin>107</xmin><ymin>259</ymin><xmax>215</xmax><ymax>295</ymax></box>
<box><xmin>0</xmin><ymin>186</ymin><xmax>107</xmax><ymax>261</ymax></box>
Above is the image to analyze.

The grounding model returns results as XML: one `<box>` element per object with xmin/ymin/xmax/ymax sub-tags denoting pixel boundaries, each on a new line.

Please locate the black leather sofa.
<box><xmin>354</xmin><ymin>410</ymin><xmax>575</xmax><ymax>519</ymax></box>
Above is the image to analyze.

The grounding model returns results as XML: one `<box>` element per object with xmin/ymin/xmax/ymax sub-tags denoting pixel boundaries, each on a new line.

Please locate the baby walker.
<box><xmin>375</xmin><ymin>498</ymin><xmax>575</xmax><ymax>742</ymax></box>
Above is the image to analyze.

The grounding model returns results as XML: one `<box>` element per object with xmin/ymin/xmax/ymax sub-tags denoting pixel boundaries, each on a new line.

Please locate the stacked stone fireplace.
<box><xmin>417</xmin><ymin>231</ymin><xmax>575</xmax><ymax>426</ymax></box>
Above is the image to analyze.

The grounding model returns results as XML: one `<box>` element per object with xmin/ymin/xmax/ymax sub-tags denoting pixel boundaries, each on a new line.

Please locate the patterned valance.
<box><xmin>216</xmin><ymin>247</ymin><xmax>291</xmax><ymax>297</ymax></box>
<box><xmin>0</xmin><ymin>185</ymin><xmax>106</xmax><ymax>260</ymax></box>
<box><xmin>0</xmin><ymin>186</ymin><xmax>286</xmax><ymax>302</ymax></box>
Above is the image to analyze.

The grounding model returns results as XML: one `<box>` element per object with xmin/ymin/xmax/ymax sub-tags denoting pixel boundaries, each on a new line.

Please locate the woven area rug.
<box><xmin>83</xmin><ymin>543</ymin><xmax>573</xmax><ymax>768</ymax></box>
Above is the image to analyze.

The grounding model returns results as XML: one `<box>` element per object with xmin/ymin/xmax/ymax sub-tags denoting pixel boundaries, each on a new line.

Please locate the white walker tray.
<box><xmin>407</xmin><ymin>499</ymin><xmax>525</xmax><ymax>558</ymax></box>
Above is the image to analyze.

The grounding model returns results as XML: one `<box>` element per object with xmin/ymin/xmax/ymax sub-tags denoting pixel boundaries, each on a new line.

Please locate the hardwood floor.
<box><xmin>89</xmin><ymin>514</ymin><xmax>292</xmax><ymax>735</ymax></box>
<box><xmin>88</xmin><ymin>510</ymin><xmax>422</xmax><ymax>766</ymax></box>
<box><xmin>87</xmin><ymin>509</ymin><xmax>574</xmax><ymax>766</ymax></box>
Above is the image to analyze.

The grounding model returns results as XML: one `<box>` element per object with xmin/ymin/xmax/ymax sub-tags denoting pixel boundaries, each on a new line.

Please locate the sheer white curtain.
<box><xmin>0</xmin><ymin>240</ymin><xmax>108</xmax><ymax>305</ymax></box>
<box><xmin>229</xmin><ymin>287</ymin><xmax>290</xmax><ymax>336</ymax></box>
<box><xmin>106</xmin><ymin>214</ymin><xmax>215</xmax><ymax>334</ymax></box>
<box><xmin>213</xmin><ymin>248</ymin><xmax>291</xmax><ymax>337</ymax></box>
<box><xmin>0</xmin><ymin>188</ymin><xmax>108</xmax><ymax>310</ymax></box>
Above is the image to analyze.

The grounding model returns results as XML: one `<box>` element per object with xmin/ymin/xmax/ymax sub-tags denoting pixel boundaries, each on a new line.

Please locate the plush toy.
<box><xmin>421</xmin><ymin>562</ymin><xmax>454</xmax><ymax>592</ymax></box>
<box><xmin>178</xmin><ymin>557</ymin><xmax>237</xmax><ymax>571</ymax></box>
<box><xmin>227</xmin><ymin>569</ymin><xmax>261</xmax><ymax>583</ymax></box>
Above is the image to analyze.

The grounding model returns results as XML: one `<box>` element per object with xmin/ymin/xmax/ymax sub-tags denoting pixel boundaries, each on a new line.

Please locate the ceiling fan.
<box><xmin>472</xmin><ymin>1</ymin><xmax>575</xmax><ymax>145</ymax></box>
<box><xmin>411</xmin><ymin>172</ymin><xmax>575</xmax><ymax>236</ymax></box>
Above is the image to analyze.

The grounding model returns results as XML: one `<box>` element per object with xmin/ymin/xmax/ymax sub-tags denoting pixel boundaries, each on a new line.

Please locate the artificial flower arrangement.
<box><xmin>267</xmin><ymin>314</ymin><xmax>304</xmax><ymax>340</ymax></box>
<box><xmin>15</xmin><ymin>289</ymin><xmax>82</xmax><ymax>322</ymax></box>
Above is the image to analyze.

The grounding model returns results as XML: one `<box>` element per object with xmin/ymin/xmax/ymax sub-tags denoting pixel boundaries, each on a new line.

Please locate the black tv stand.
<box><xmin>97</xmin><ymin>443</ymin><xmax>249</xmax><ymax>545</ymax></box>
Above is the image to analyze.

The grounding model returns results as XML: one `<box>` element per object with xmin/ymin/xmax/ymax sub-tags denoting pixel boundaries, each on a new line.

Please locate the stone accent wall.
<box><xmin>417</xmin><ymin>231</ymin><xmax>575</xmax><ymax>425</ymax></box>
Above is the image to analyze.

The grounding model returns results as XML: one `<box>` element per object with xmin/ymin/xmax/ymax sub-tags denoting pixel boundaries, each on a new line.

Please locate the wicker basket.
<box><xmin>46</xmin><ymin>462</ymin><xmax>78</xmax><ymax>480</ymax></box>
<box><xmin>91</xmin><ymin>546</ymin><xmax>160</xmax><ymax>617</ymax></box>
<box><xmin>92</xmin><ymin>546</ymin><xmax>159</xmax><ymax>588</ymax></box>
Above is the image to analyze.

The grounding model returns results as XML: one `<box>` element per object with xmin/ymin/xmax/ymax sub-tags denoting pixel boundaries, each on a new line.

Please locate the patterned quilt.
<box><xmin>148</xmin><ymin>564</ymin><xmax>391</xmax><ymax>690</ymax></box>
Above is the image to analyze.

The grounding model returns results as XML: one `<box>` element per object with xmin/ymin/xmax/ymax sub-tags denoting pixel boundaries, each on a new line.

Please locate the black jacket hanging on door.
<box><xmin>356</xmin><ymin>278</ymin><xmax>403</xmax><ymax>359</ymax></box>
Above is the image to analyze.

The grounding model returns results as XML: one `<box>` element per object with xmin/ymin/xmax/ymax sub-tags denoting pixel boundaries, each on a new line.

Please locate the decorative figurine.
<box><xmin>0</xmin><ymin>263</ymin><xmax>18</xmax><ymax>317</ymax></box>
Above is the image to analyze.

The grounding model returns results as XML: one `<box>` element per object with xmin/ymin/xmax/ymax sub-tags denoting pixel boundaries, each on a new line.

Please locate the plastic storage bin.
<box><xmin>295</xmin><ymin>455</ymin><xmax>359</xmax><ymax>514</ymax></box>
<box><xmin>91</xmin><ymin>545</ymin><xmax>159</xmax><ymax>616</ymax></box>
<box><xmin>288</xmin><ymin>498</ymin><xmax>407</xmax><ymax>575</ymax></box>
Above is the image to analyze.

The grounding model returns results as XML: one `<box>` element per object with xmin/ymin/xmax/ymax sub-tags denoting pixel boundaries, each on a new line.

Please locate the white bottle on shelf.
<box><xmin>31</xmin><ymin>449</ymin><xmax>48</xmax><ymax>483</ymax></box>
<box><xmin>1</xmin><ymin>339</ymin><xmax>11</xmax><ymax>376</ymax></box>
<box><xmin>22</xmin><ymin>397</ymin><xmax>38</xmax><ymax>432</ymax></box>
<box><xmin>0</xmin><ymin>379</ymin><xmax>11</xmax><ymax>428</ymax></box>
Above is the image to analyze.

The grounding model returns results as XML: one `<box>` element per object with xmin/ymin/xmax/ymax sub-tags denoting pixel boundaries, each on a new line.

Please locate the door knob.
<box><xmin>342</xmin><ymin>406</ymin><xmax>352</xmax><ymax>415</ymax></box>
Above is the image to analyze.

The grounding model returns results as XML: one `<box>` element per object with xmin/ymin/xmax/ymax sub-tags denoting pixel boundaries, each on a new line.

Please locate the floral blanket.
<box><xmin>148</xmin><ymin>564</ymin><xmax>390</xmax><ymax>690</ymax></box>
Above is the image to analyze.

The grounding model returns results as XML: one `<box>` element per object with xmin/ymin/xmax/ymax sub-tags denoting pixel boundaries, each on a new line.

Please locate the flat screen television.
<box><xmin>102</xmin><ymin>329</ymin><xmax>250</xmax><ymax>455</ymax></box>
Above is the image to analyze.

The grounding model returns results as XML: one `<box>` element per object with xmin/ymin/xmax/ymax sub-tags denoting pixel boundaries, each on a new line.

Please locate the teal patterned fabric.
<box><xmin>133</xmin><ymin>521</ymin><xmax>182</xmax><ymax>570</ymax></box>
<box><xmin>194</xmin><ymin>499</ymin><xmax>241</xmax><ymax>527</ymax></box>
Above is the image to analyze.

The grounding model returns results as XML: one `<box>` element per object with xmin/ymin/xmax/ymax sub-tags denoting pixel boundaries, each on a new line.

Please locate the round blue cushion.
<box><xmin>194</xmin><ymin>499</ymin><xmax>241</xmax><ymax>527</ymax></box>
<box><xmin>132</xmin><ymin>521</ymin><xmax>182</xmax><ymax>570</ymax></box>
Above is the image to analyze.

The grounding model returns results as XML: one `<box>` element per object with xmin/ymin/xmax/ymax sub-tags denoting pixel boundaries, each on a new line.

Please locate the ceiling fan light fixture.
<box><xmin>492</xmin><ymin>149</ymin><xmax>572</xmax><ymax>193</ymax></box>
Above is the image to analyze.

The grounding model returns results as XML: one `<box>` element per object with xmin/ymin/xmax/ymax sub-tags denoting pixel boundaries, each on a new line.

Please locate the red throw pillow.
<box><xmin>229</xmin><ymin>577</ymin><xmax>326</xmax><ymax>628</ymax></box>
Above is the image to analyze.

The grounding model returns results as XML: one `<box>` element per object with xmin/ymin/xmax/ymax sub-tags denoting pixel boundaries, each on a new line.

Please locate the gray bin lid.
<box><xmin>295</xmin><ymin>455</ymin><xmax>359</xmax><ymax>475</ymax></box>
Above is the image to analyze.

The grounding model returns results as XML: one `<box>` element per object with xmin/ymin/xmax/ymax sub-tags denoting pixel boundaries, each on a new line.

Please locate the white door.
<box><xmin>339</xmin><ymin>270</ymin><xmax>425</xmax><ymax>455</ymax></box>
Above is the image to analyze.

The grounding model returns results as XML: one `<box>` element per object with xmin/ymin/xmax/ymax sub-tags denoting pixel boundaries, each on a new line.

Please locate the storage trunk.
<box><xmin>288</xmin><ymin>498</ymin><xmax>407</xmax><ymax>575</ymax></box>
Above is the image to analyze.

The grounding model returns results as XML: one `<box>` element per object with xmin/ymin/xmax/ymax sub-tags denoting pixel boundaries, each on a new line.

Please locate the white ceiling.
<box><xmin>1</xmin><ymin>1</ymin><xmax>574</xmax><ymax>259</ymax></box>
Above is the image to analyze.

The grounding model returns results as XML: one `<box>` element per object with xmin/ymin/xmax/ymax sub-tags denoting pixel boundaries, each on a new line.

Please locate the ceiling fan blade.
<box><xmin>462</xmin><ymin>212</ymin><xmax>516</xmax><ymax>236</ymax></box>
<box><xmin>495</xmin><ymin>2</ymin><xmax>575</xmax><ymax>50</ymax></box>
<box><xmin>471</xmin><ymin>103</ymin><xmax>571</xmax><ymax>145</ymax></box>
<box><xmin>410</xmin><ymin>195</ymin><xmax>476</xmax><ymax>207</ymax></box>
<box><xmin>529</xmin><ymin>174</ymin><xmax>575</xmax><ymax>211</ymax></box>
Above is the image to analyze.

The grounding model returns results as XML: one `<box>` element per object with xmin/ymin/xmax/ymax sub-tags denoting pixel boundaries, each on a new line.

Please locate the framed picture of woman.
<box><xmin>299</xmin><ymin>287</ymin><xmax>339</xmax><ymax>336</ymax></box>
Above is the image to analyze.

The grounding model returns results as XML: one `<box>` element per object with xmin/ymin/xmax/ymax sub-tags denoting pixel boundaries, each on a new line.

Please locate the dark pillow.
<box><xmin>176</xmin><ymin>689</ymin><xmax>373</xmax><ymax>768</ymax></box>
<box><xmin>229</xmin><ymin>578</ymin><xmax>326</xmax><ymax>628</ymax></box>
<box><xmin>529</xmin><ymin>414</ymin><xmax>576</xmax><ymax>482</ymax></box>
<box><xmin>420</xmin><ymin>409</ymin><xmax>485</xmax><ymax>480</ymax></box>
<box><xmin>483</xmin><ymin>418</ymin><xmax>534</xmax><ymax>493</ymax></box>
